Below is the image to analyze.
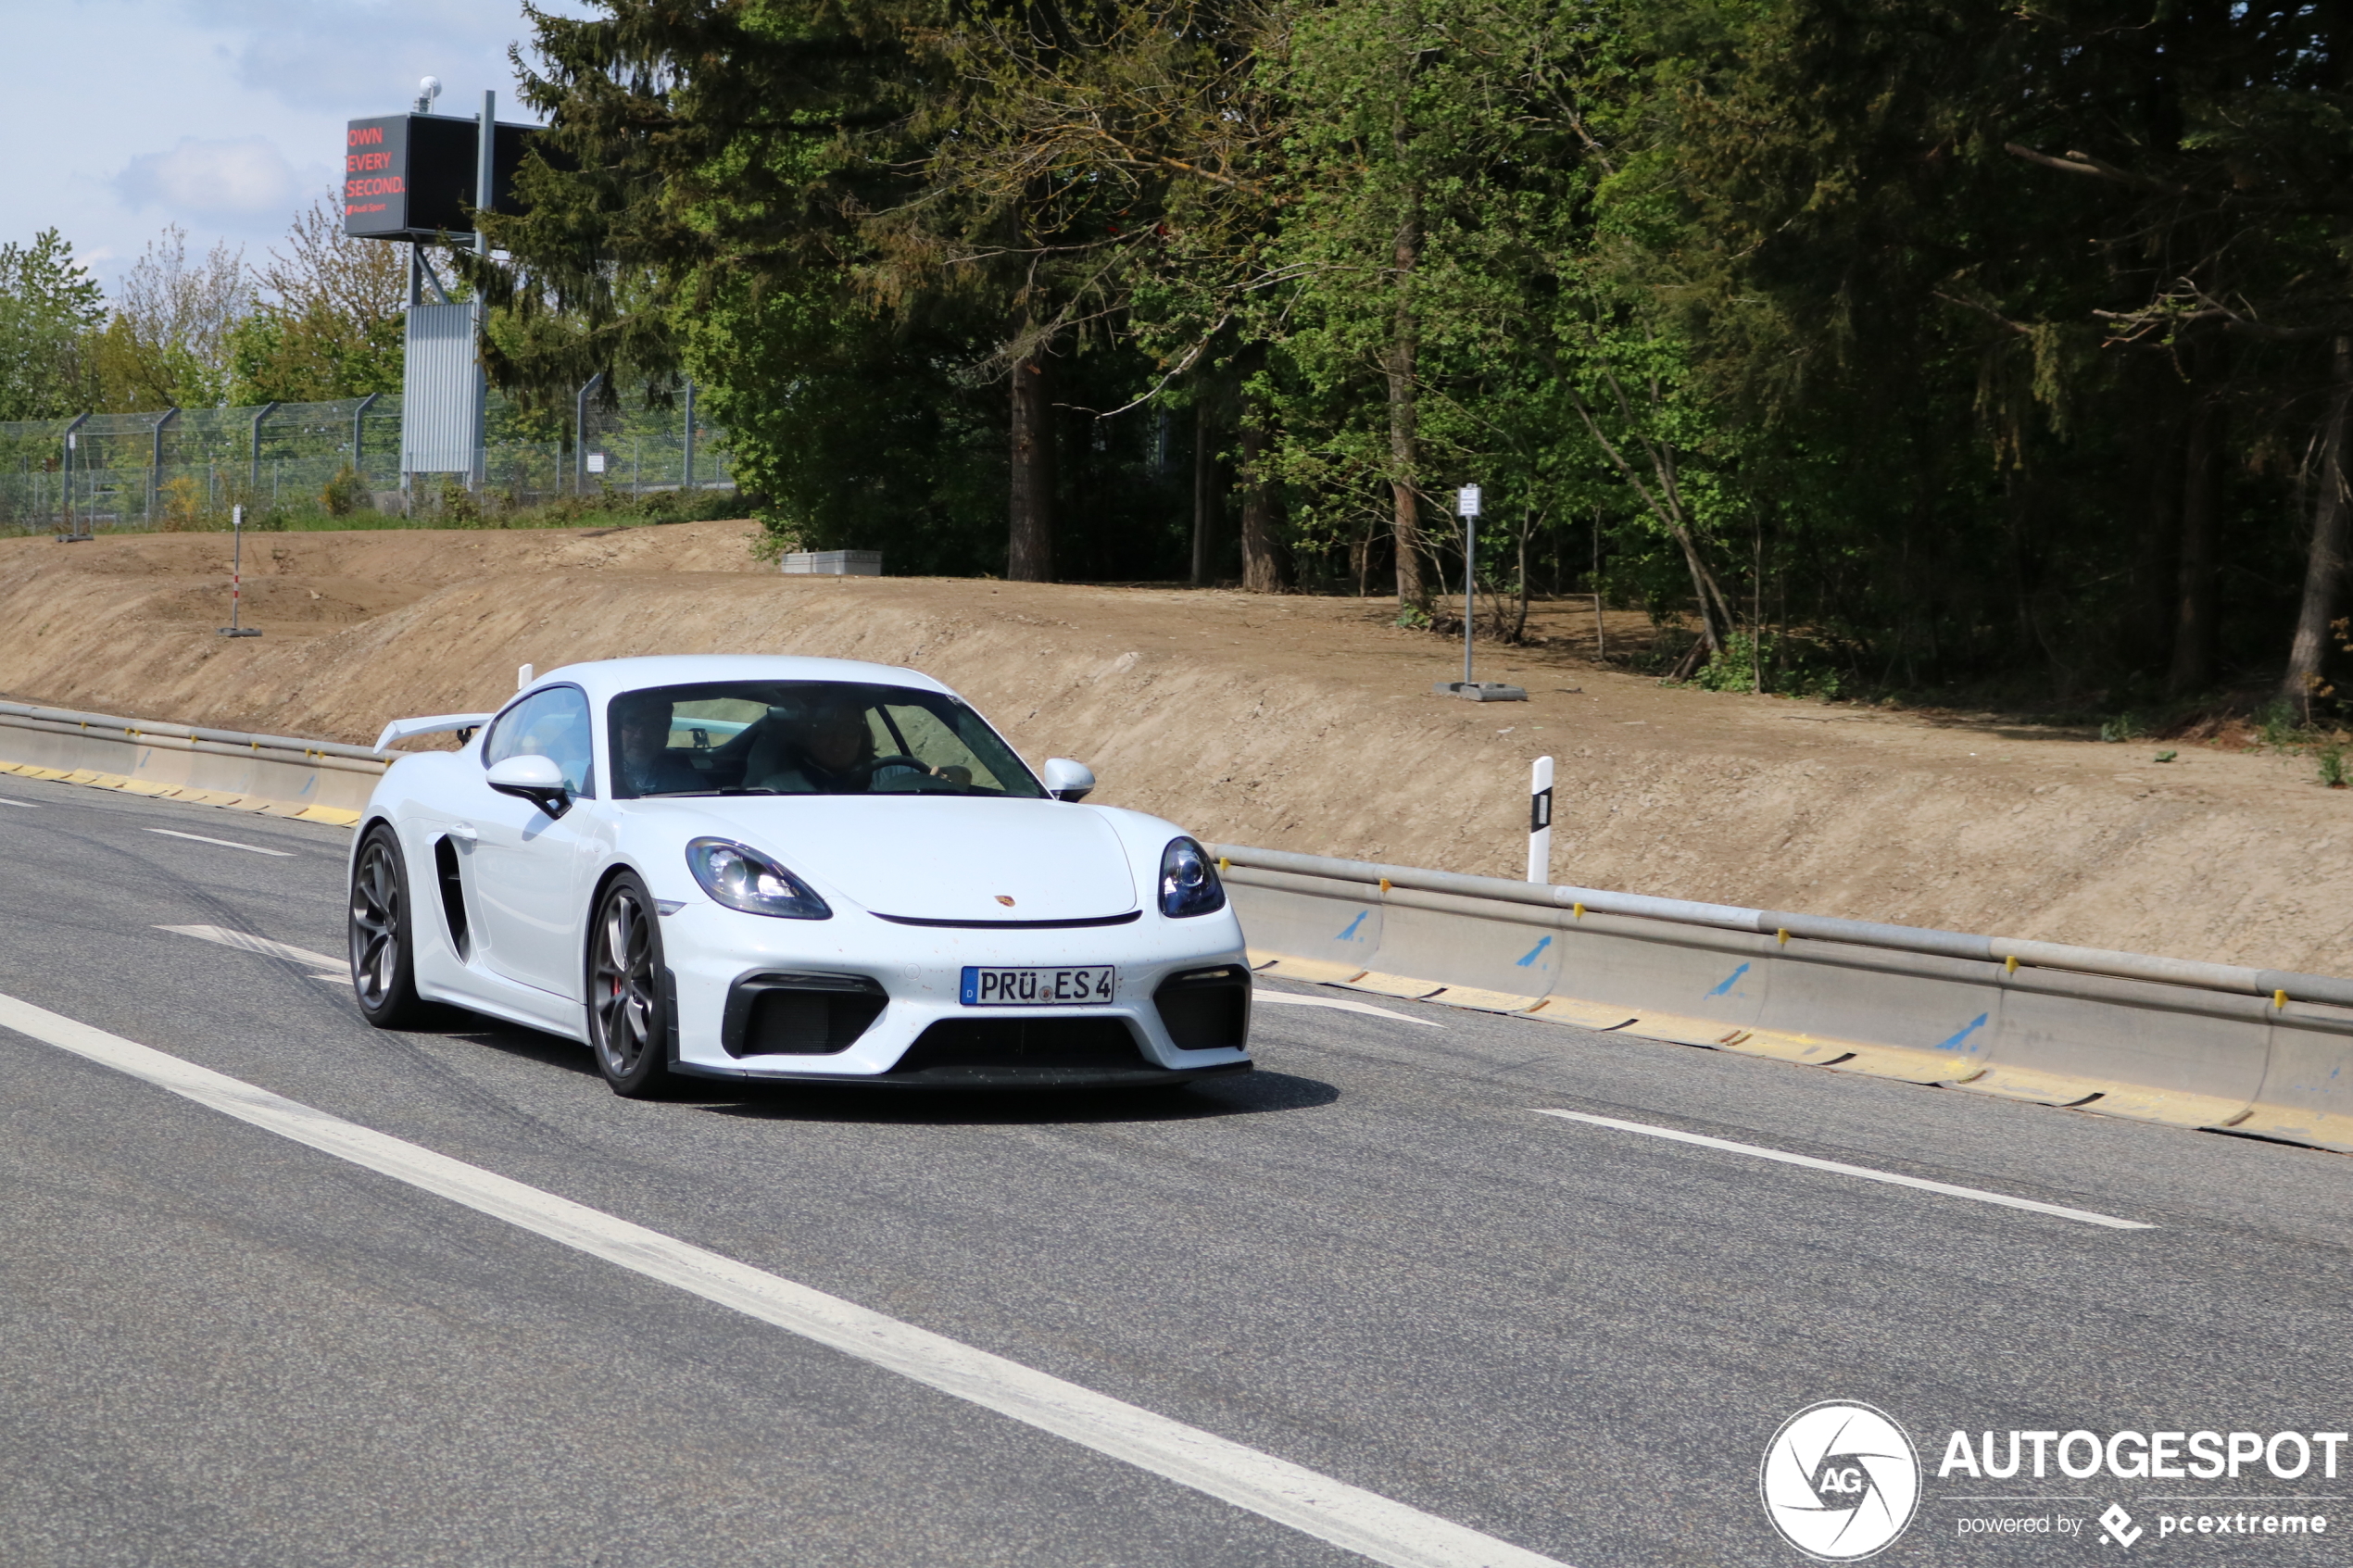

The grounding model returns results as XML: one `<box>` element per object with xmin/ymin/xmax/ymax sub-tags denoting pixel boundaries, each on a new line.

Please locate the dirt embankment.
<box><xmin>6</xmin><ymin>521</ymin><xmax>2350</xmax><ymax>975</ymax></box>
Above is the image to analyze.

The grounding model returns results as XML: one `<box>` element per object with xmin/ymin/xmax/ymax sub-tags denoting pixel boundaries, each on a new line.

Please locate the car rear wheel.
<box><xmin>588</xmin><ymin>873</ymin><xmax>673</xmax><ymax>1098</ymax></box>
<box><xmin>349</xmin><ymin>825</ymin><xmax>427</xmax><ymax>1027</ymax></box>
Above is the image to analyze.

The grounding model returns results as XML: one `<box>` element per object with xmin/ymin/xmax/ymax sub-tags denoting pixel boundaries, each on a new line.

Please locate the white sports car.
<box><xmin>347</xmin><ymin>654</ymin><xmax>1252</xmax><ymax>1097</ymax></box>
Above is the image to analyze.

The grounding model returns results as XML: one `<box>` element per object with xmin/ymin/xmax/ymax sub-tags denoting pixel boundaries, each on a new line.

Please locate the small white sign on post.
<box><xmin>586</xmin><ymin>453</ymin><xmax>607</xmax><ymax>474</ymax></box>
<box><xmin>1457</xmin><ymin>483</ymin><xmax>1481</xmax><ymax>518</ymax></box>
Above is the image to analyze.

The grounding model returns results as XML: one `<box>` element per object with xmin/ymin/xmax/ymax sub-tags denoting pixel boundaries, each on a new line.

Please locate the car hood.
<box><xmin>726</xmin><ymin>797</ymin><xmax>1140</xmax><ymax>922</ymax></box>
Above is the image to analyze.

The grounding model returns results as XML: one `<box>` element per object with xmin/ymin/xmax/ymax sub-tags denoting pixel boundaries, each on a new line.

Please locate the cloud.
<box><xmin>182</xmin><ymin>0</ymin><xmax>589</xmax><ymax>116</ymax></box>
<box><xmin>117</xmin><ymin>137</ymin><xmax>302</xmax><ymax>218</ymax></box>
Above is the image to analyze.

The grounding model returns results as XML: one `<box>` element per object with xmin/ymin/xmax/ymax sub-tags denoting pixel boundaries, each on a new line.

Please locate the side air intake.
<box><xmin>433</xmin><ymin>834</ymin><xmax>470</xmax><ymax>959</ymax></box>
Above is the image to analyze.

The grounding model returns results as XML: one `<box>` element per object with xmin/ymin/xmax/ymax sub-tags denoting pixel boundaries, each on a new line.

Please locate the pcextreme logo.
<box><xmin>1761</xmin><ymin>1400</ymin><xmax>1923</xmax><ymax>1561</ymax></box>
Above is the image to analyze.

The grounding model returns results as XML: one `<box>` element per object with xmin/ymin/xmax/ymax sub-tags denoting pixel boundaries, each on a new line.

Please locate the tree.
<box><xmin>479</xmin><ymin>0</ymin><xmax>940</xmax><ymax>416</ymax></box>
<box><xmin>225</xmin><ymin>195</ymin><xmax>409</xmax><ymax>404</ymax></box>
<box><xmin>0</xmin><ymin>229</ymin><xmax>104</xmax><ymax>420</ymax></box>
<box><xmin>1257</xmin><ymin>0</ymin><xmax>1468</xmax><ymax>609</ymax></box>
<box><xmin>863</xmin><ymin>0</ymin><xmax>1279</xmax><ymax>579</ymax></box>
<box><xmin>95</xmin><ymin>225</ymin><xmax>250</xmax><ymax>410</ymax></box>
<box><xmin>460</xmin><ymin>0</ymin><xmax>2353</xmax><ymax>704</ymax></box>
<box><xmin>1650</xmin><ymin>0</ymin><xmax>2353</xmax><ymax>699</ymax></box>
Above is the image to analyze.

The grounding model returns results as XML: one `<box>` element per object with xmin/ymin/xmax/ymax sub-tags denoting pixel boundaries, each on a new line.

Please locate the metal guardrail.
<box><xmin>0</xmin><ymin>702</ymin><xmax>391</xmax><ymax>766</ymax></box>
<box><xmin>1211</xmin><ymin>843</ymin><xmax>2353</xmax><ymax>1156</ymax></box>
<box><xmin>0</xmin><ymin>701</ymin><xmax>387</xmax><ymax>821</ymax></box>
<box><xmin>1210</xmin><ymin>844</ymin><xmax>2353</xmax><ymax>1011</ymax></box>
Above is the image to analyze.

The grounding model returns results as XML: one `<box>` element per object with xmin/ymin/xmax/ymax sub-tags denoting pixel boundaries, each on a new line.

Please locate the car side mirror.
<box><xmin>1041</xmin><ymin>758</ymin><xmax>1094</xmax><ymax>802</ymax></box>
<box><xmin>487</xmin><ymin>753</ymin><xmax>572</xmax><ymax>817</ymax></box>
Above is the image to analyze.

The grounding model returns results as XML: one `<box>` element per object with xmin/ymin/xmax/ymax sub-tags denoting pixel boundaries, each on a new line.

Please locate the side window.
<box><xmin>484</xmin><ymin>686</ymin><xmax>596</xmax><ymax>797</ymax></box>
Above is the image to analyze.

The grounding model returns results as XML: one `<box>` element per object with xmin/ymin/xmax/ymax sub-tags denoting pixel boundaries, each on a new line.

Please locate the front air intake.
<box><xmin>722</xmin><ymin>972</ymin><xmax>887</xmax><ymax>1058</ymax></box>
<box><xmin>888</xmin><ymin>1017</ymin><xmax>1152</xmax><ymax>1082</ymax></box>
<box><xmin>1151</xmin><ymin>965</ymin><xmax>1252</xmax><ymax>1052</ymax></box>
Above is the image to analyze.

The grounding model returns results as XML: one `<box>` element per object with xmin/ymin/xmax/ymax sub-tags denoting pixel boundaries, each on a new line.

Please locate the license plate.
<box><xmin>960</xmin><ymin>965</ymin><xmax>1117</xmax><ymax>1007</ymax></box>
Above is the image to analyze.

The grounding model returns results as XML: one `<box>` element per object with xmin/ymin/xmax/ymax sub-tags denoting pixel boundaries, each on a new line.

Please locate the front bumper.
<box><xmin>661</xmin><ymin>901</ymin><xmax>1253</xmax><ymax>1087</ymax></box>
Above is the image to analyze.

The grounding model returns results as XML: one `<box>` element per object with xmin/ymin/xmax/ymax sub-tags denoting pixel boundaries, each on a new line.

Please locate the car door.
<box><xmin>469</xmin><ymin>685</ymin><xmax>598</xmax><ymax>998</ymax></box>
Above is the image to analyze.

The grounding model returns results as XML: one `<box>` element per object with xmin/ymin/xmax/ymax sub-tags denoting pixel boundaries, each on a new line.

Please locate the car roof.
<box><xmin>531</xmin><ymin>655</ymin><xmax>958</xmax><ymax>708</ymax></box>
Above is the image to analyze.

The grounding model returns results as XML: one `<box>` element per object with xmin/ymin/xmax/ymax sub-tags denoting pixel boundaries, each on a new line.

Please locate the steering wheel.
<box><xmin>855</xmin><ymin>754</ymin><xmax>934</xmax><ymax>784</ymax></box>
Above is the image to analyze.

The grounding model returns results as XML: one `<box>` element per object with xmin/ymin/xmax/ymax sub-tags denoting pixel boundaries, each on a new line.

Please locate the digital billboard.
<box><xmin>344</xmin><ymin>114</ymin><xmax>536</xmax><ymax>241</ymax></box>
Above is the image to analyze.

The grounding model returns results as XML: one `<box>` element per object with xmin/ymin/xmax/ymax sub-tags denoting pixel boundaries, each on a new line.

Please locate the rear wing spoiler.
<box><xmin>373</xmin><ymin>713</ymin><xmax>495</xmax><ymax>753</ymax></box>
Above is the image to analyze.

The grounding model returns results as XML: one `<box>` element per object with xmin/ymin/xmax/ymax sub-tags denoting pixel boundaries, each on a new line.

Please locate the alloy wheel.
<box><xmin>592</xmin><ymin>885</ymin><xmax>658</xmax><ymax>1077</ymax></box>
<box><xmin>350</xmin><ymin>837</ymin><xmax>403</xmax><ymax>1009</ymax></box>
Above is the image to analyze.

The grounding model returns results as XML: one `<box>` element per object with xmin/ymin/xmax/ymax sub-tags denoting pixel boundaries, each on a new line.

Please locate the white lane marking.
<box><xmin>1533</xmin><ymin>1110</ymin><xmax>2152</xmax><ymax>1230</ymax></box>
<box><xmin>157</xmin><ymin>924</ymin><xmax>343</xmax><ymax>971</ymax></box>
<box><xmin>0</xmin><ymin>990</ymin><xmax>1570</xmax><ymax>1568</ymax></box>
<box><xmin>310</xmin><ymin>973</ymin><xmax>348</xmax><ymax>985</ymax></box>
<box><xmin>1255</xmin><ymin>992</ymin><xmax>1441</xmax><ymax>1028</ymax></box>
<box><xmin>0</xmin><ymin>796</ymin><xmax>40</xmax><ymax>808</ymax></box>
<box><xmin>145</xmin><ymin>828</ymin><xmax>295</xmax><ymax>858</ymax></box>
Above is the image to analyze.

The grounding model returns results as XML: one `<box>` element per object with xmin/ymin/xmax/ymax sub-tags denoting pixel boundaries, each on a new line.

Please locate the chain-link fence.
<box><xmin>0</xmin><ymin>384</ymin><xmax>732</xmax><ymax>534</ymax></box>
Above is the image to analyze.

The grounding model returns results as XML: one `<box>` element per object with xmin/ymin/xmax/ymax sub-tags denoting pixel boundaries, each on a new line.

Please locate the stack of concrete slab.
<box><xmin>779</xmin><ymin>551</ymin><xmax>882</xmax><ymax>576</ymax></box>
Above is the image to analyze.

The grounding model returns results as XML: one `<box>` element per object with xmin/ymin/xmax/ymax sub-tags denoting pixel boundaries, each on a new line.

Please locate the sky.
<box><xmin>0</xmin><ymin>0</ymin><xmax>593</xmax><ymax>294</ymax></box>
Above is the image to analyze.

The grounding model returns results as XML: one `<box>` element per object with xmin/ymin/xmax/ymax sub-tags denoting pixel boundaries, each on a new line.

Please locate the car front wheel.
<box><xmin>349</xmin><ymin>825</ymin><xmax>427</xmax><ymax>1027</ymax></box>
<box><xmin>587</xmin><ymin>872</ymin><xmax>673</xmax><ymax>1098</ymax></box>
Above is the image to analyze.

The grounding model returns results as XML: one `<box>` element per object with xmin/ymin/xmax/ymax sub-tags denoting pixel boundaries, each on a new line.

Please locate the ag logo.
<box><xmin>1760</xmin><ymin>1400</ymin><xmax>1921</xmax><ymax>1561</ymax></box>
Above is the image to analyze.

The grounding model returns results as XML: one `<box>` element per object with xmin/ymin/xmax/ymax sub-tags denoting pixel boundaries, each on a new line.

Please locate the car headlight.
<box><xmin>1159</xmin><ymin>836</ymin><xmax>1226</xmax><ymax>918</ymax></box>
<box><xmin>686</xmin><ymin>838</ymin><xmax>832</xmax><ymax>920</ymax></box>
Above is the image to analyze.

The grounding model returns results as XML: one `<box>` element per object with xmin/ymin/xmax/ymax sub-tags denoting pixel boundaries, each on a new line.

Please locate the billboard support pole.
<box><xmin>472</xmin><ymin>89</ymin><xmax>496</xmax><ymax>495</ymax></box>
<box><xmin>403</xmin><ymin>233</ymin><xmax>419</xmax><ymax>512</ymax></box>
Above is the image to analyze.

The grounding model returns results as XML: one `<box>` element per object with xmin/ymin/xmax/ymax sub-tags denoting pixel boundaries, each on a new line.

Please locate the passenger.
<box><xmin>756</xmin><ymin>698</ymin><xmax>878</xmax><ymax>794</ymax></box>
<box><xmin>612</xmin><ymin>693</ymin><xmax>704</xmax><ymax>796</ymax></box>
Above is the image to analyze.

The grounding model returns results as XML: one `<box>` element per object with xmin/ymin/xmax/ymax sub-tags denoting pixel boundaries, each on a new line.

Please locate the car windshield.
<box><xmin>607</xmin><ymin>680</ymin><xmax>1048</xmax><ymax>801</ymax></box>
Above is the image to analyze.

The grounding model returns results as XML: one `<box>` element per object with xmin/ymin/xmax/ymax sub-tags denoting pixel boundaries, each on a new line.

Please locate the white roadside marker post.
<box><xmin>218</xmin><ymin>505</ymin><xmax>261</xmax><ymax>637</ymax></box>
<box><xmin>518</xmin><ymin>663</ymin><xmax>534</xmax><ymax>691</ymax></box>
<box><xmin>1529</xmin><ymin>754</ymin><xmax>1554</xmax><ymax>884</ymax></box>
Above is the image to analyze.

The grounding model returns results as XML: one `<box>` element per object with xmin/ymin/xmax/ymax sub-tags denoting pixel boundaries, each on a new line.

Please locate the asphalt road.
<box><xmin>1</xmin><ymin>771</ymin><xmax>2348</xmax><ymax>1568</ymax></box>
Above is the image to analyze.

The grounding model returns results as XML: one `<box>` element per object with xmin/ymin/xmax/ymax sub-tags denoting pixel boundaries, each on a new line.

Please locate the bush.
<box><xmin>157</xmin><ymin>475</ymin><xmax>204</xmax><ymax>533</ymax></box>
<box><xmin>2100</xmin><ymin>710</ymin><xmax>2150</xmax><ymax>744</ymax></box>
<box><xmin>1692</xmin><ymin>632</ymin><xmax>1765</xmax><ymax>693</ymax></box>
<box><xmin>1687</xmin><ymin>631</ymin><xmax>1844</xmax><ymax>700</ymax></box>
<box><xmin>2256</xmin><ymin>698</ymin><xmax>2301</xmax><ymax>750</ymax></box>
<box><xmin>435</xmin><ymin>477</ymin><xmax>481</xmax><ymax>527</ymax></box>
<box><xmin>321</xmin><ymin>465</ymin><xmax>371</xmax><ymax>517</ymax></box>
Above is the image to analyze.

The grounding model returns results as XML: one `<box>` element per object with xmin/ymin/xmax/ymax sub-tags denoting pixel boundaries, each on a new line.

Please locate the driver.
<box><xmin>757</xmin><ymin>696</ymin><xmax>879</xmax><ymax>794</ymax></box>
<box><xmin>613</xmin><ymin>692</ymin><xmax>704</xmax><ymax>796</ymax></box>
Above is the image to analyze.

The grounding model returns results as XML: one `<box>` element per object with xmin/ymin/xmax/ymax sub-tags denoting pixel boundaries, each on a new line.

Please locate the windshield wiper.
<box><xmin>636</xmin><ymin>786</ymin><xmax>777</xmax><ymax>797</ymax></box>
